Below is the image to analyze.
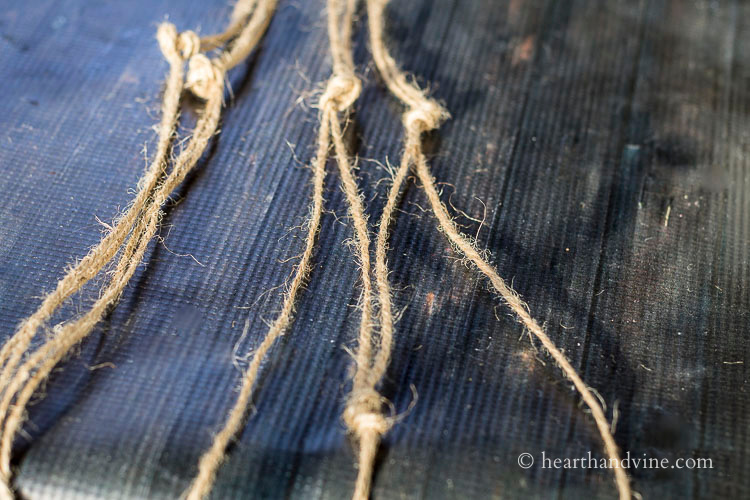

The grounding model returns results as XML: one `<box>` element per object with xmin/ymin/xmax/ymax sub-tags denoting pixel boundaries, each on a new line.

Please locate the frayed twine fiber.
<box><xmin>181</xmin><ymin>0</ymin><xmax>373</xmax><ymax>498</ymax></box>
<box><xmin>180</xmin><ymin>1</ymin><xmax>631</xmax><ymax>500</ymax></box>
<box><xmin>361</xmin><ymin>0</ymin><xmax>631</xmax><ymax>499</ymax></box>
<box><xmin>0</xmin><ymin>1</ymin><xmax>277</xmax><ymax>498</ymax></box>
<box><xmin>0</xmin><ymin>1</ymin><xmax>631</xmax><ymax>499</ymax></box>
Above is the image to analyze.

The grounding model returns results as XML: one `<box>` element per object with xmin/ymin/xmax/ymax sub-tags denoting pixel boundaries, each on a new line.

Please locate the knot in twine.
<box><xmin>404</xmin><ymin>99</ymin><xmax>448</xmax><ymax>133</ymax></box>
<box><xmin>156</xmin><ymin>24</ymin><xmax>201</xmax><ymax>62</ymax></box>
<box><xmin>185</xmin><ymin>54</ymin><xmax>225</xmax><ymax>99</ymax></box>
<box><xmin>156</xmin><ymin>23</ymin><xmax>182</xmax><ymax>63</ymax></box>
<box><xmin>343</xmin><ymin>389</ymin><xmax>390</xmax><ymax>437</ymax></box>
<box><xmin>176</xmin><ymin>30</ymin><xmax>201</xmax><ymax>59</ymax></box>
<box><xmin>320</xmin><ymin>73</ymin><xmax>362</xmax><ymax>112</ymax></box>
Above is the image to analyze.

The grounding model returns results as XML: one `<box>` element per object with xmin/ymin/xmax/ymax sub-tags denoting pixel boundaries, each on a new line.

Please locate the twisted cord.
<box><xmin>0</xmin><ymin>1</ymin><xmax>278</xmax><ymax>496</ymax></box>
<box><xmin>183</xmin><ymin>1</ymin><xmax>366</xmax><ymax>498</ymax></box>
<box><xmin>364</xmin><ymin>0</ymin><xmax>631</xmax><ymax>498</ymax></box>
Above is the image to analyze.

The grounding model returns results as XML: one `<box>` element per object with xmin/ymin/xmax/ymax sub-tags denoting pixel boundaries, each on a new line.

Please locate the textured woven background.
<box><xmin>0</xmin><ymin>0</ymin><xmax>748</xmax><ymax>498</ymax></box>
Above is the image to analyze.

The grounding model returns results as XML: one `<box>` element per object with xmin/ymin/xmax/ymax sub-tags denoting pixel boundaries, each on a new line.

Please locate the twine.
<box><xmin>0</xmin><ymin>1</ymin><xmax>277</xmax><ymax>497</ymax></box>
<box><xmin>360</xmin><ymin>0</ymin><xmax>632</xmax><ymax>499</ymax></box>
<box><xmin>0</xmin><ymin>2</ymin><xmax>632</xmax><ymax>500</ymax></box>
<box><xmin>182</xmin><ymin>0</ymin><xmax>374</xmax><ymax>498</ymax></box>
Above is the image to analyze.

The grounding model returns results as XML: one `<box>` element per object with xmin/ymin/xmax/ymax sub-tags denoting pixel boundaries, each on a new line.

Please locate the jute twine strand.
<box><xmin>0</xmin><ymin>1</ymin><xmax>278</xmax><ymax>497</ymax></box>
<box><xmin>200</xmin><ymin>0</ymin><xmax>259</xmax><ymax>51</ymax></box>
<box><xmin>363</xmin><ymin>0</ymin><xmax>631</xmax><ymax>499</ymax></box>
<box><xmin>324</xmin><ymin>2</ymin><xmax>399</xmax><ymax>499</ymax></box>
<box><xmin>0</xmin><ymin>31</ymin><xmax>223</xmax><ymax>500</ymax></box>
<box><xmin>0</xmin><ymin>0</ymin><xmax>259</xmax><ymax>442</ymax></box>
<box><xmin>0</xmin><ymin>23</ymin><xmax>187</xmax><ymax>414</ymax></box>
<box><xmin>337</xmin><ymin>2</ymin><xmax>447</xmax><ymax>498</ymax></box>
<box><xmin>0</xmin><ymin>2</ymin><xmax>632</xmax><ymax>499</ymax></box>
<box><xmin>183</xmin><ymin>115</ymin><xmax>327</xmax><ymax>500</ymax></box>
<box><xmin>0</xmin><ymin>27</ymin><xmax>188</xmax><ymax>499</ymax></box>
<box><xmin>182</xmin><ymin>1</ymin><xmax>367</xmax><ymax>498</ymax></box>
<box><xmin>0</xmin><ymin>77</ymin><xmax>224</xmax><ymax>494</ymax></box>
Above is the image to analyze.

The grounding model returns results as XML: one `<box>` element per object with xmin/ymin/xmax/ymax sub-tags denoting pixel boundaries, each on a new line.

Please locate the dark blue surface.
<box><xmin>0</xmin><ymin>0</ymin><xmax>748</xmax><ymax>498</ymax></box>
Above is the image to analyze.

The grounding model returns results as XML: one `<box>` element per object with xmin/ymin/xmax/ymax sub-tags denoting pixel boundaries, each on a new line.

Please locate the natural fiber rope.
<box><xmin>0</xmin><ymin>2</ymin><xmax>278</xmax><ymax>497</ymax></box>
<box><xmin>0</xmin><ymin>23</ymin><xmax>187</xmax><ymax>410</ymax></box>
<box><xmin>183</xmin><ymin>111</ymin><xmax>327</xmax><ymax>500</ymax></box>
<box><xmin>0</xmin><ymin>2</ymin><xmax>632</xmax><ymax>499</ymax></box>
<box><xmin>0</xmin><ymin>76</ymin><xmax>223</xmax><ymax>488</ymax></box>
<box><xmin>0</xmin><ymin>0</ymin><xmax>261</xmax><ymax>432</ymax></box>
<box><xmin>0</xmin><ymin>26</ymin><xmax>190</xmax><ymax>499</ymax></box>
<box><xmin>182</xmin><ymin>0</ymin><xmax>368</xmax><ymax>498</ymax></box>
<box><xmin>199</xmin><ymin>0</ymin><xmax>259</xmax><ymax>51</ymax></box>
<box><xmin>0</xmin><ymin>27</ymin><xmax>222</xmax><ymax>499</ymax></box>
<box><xmin>362</xmin><ymin>0</ymin><xmax>632</xmax><ymax>499</ymax></box>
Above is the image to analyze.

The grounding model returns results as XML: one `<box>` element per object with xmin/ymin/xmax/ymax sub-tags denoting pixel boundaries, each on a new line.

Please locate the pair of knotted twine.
<box><xmin>0</xmin><ymin>0</ymin><xmax>631</xmax><ymax>499</ymax></box>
